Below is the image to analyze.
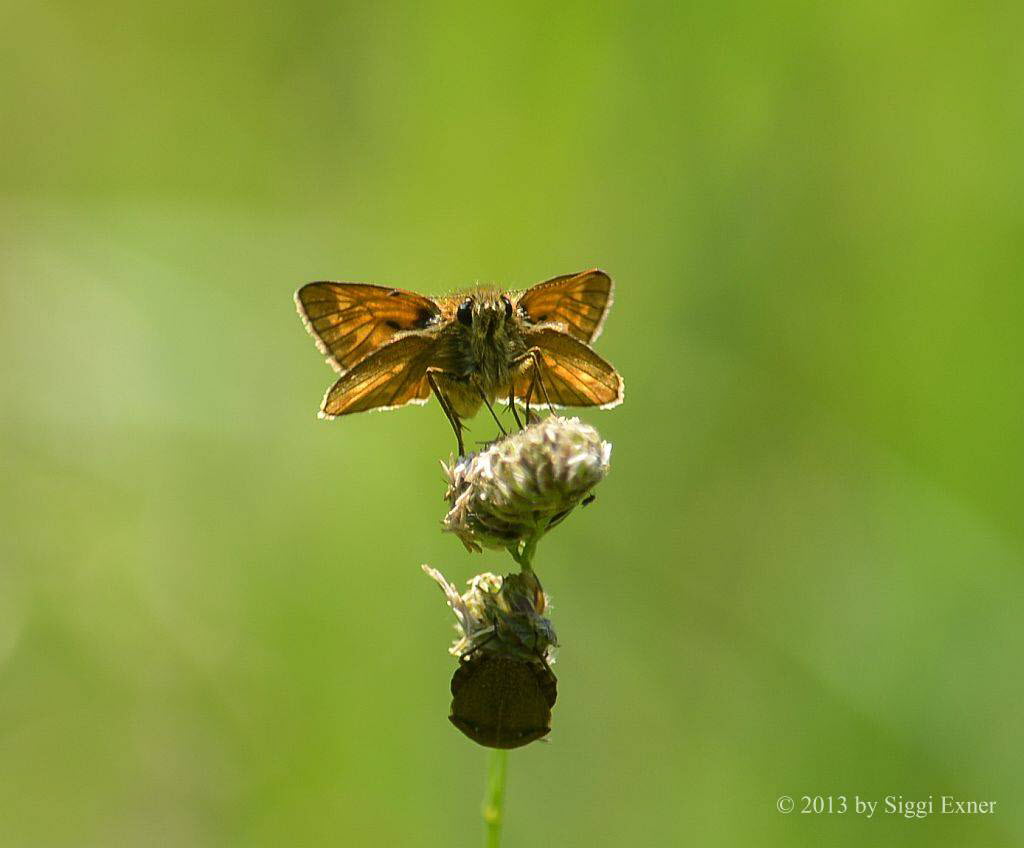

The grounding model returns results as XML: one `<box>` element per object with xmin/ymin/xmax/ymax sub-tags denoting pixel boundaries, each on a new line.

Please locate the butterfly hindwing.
<box><xmin>320</xmin><ymin>332</ymin><xmax>436</xmax><ymax>416</ymax></box>
<box><xmin>515</xmin><ymin>327</ymin><xmax>623</xmax><ymax>409</ymax></box>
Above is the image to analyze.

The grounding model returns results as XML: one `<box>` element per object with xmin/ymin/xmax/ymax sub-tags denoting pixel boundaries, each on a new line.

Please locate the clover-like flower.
<box><xmin>422</xmin><ymin>565</ymin><xmax>557</xmax><ymax>663</ymax></box>
<box><xmin>441</xmin><ymin>416</ymin><xmax>612</xmax><ymax>559</ymax></box>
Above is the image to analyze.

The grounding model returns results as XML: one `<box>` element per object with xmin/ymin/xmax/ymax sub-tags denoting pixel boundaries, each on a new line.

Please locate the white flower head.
<box><xmin>441</xmin><ymin>416</ymin><xmax>612</xmax><ymax>554</ymax></box>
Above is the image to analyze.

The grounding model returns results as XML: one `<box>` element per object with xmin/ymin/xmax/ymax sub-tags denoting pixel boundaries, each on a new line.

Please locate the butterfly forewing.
<box><xmin>516</xmin><ymin>269</ymin><xmax>613</xmax><ymax>343</ymax></box>
<box><xmin>296</xmin><ymin>282</ymin><xmax>441</xmax><ymax>372</ymax></box>
<box><xmin>517</xmin><ymin>327</ymin><xmax>623</xmax><ymax>408</ymax></box>
<box><xmin>320</xmin><ymin>333</ymin><xmax>436</xmax><ymax>416</ymax></box>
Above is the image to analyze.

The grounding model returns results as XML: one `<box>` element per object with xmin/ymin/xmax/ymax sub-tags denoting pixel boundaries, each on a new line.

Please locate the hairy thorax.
<box><xmin>469</xmin><ymin>322</ymin><xmax>525</xmax><ymax>392</ymax></box>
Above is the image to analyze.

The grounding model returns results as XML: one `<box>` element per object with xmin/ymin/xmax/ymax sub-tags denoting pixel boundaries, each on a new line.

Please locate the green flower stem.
<box><xmin>506</xmin><ymin>535</ymin><xmax>538</xmax><ymax>571</ymax></box>
<box><xmin>489</xmin><ymin>528</ymin><xmax>540</xmax><ymax>846</ymax></box>
<box><xmin>483</xmin><ymin>748</ymin><xmax>508</xmax><ymax>848</ymax></box>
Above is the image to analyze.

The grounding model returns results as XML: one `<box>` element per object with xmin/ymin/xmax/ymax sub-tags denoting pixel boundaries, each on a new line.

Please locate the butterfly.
<box><xmin>295</xmin><ymin>269</ymin><xmax>623</xmax><ymax>455</ymax></box>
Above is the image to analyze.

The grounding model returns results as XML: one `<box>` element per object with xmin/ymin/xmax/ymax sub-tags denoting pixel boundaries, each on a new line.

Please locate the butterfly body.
<box><xmin>295</xmin><ymin>269</ymin><xmax>623</xmax><ymax>454</ymax></box>
<box><xmin>426</xmin><ymin>289</ymin><xmax>530</xmax><ymax>418</ymax></box>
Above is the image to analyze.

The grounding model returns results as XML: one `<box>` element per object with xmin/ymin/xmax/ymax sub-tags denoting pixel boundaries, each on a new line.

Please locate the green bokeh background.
<box><xmin>2</xmin><ymin>3</ymin><xmax>1022</xmax><ymax>846</ymax></box>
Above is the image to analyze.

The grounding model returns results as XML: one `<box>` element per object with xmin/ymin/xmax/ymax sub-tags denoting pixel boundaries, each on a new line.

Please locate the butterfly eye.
<box><xmin>457</xmin><ymin>298</ymin><xmax>474</xmax><ymax>326</ymax></box>
<box><xmin>502</xmin><ymin>295</ymin><xmax>513</xmax><ymax>320</ymax></box>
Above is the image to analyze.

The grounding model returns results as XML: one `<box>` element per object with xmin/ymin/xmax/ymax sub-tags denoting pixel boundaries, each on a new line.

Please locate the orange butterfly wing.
<box><xmin>296</xmin><ymin>282</ymin><xmax>441</xmax><ymax>372</ymax></box>
<box><xmin>515</xmin><ymin>269</ymin><xmax>613</xmax><ymax>344</ymax></box>
<box><xmin>319</xmin><ymin>333</ymin><xmax>437</xmax><ymax>417</ymax></box>
<box><xmin>515</xmin><ymin>327</ymin><xmax>623</xmax><ymax>409</ymax></box>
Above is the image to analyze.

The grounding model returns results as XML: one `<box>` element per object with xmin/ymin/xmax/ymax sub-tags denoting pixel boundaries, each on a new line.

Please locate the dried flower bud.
<box><xmin>441</xmin><ymin>416</ymin><xmax>612</xmax><ymax>555</ymax></box>
<box><xmin>422</xmin><ymin>565</ymin><xmax>557</xmax><ymax>663</ymax></box>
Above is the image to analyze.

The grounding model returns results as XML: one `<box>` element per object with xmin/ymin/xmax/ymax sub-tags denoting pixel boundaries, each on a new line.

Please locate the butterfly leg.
<box><xmin>512</xmin><ymin>348</ymin><xmax>555</xmax><ymax>423</ymax></box>
<box><xmin>472</xmin><ymin>380</ymin><xmax>507</xmax><ymax>438</ymax></box>
<box><xmin>508</xmin><ymin>385</ymin><xmax>524</xmax><ymax>429</ymax></box>
<box><xmin>426</xmin><ymin>367</ymin><xmax>466</xmax><ymax>457</ymax></box>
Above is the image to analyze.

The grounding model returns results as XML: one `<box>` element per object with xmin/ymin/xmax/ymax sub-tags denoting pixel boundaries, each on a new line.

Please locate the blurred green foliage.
<box><xmin>2</xmin><ymin>2</ymin><xmax>1022</xmax><ymax>846</ymax></box>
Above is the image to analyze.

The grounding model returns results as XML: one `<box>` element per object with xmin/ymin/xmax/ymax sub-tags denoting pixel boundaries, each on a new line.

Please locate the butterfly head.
<box><xmin>447</xmin><ymin>288</ymin><xmax>526</xmax><ymax>378</ymax></box>
<box><xmin>455</xmin><ymin>290</ymin><xmax>516</xmax><ymax>336</ymax></box>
